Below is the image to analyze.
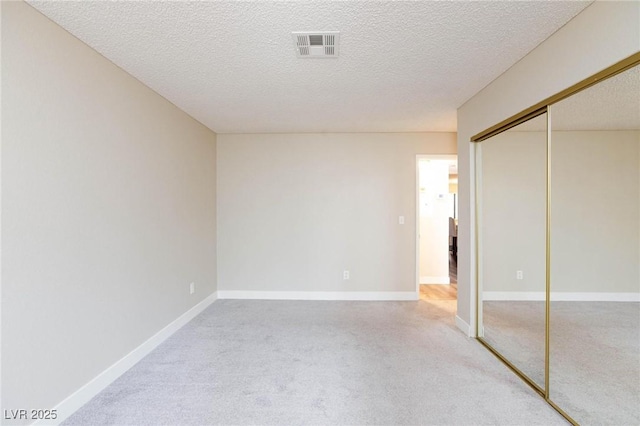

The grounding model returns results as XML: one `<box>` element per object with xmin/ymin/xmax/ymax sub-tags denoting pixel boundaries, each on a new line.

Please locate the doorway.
<box><xmin>416</xmin><ymin>155</ymin><xmax>458</xmax><ymax>301</ymax></box>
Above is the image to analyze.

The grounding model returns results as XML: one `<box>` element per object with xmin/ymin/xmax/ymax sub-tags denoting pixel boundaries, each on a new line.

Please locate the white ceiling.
<box><xmin>28</xmin><ymin>1</ymin><xmax>592</xmax><ymax>134</ymax></box>
<box><xmin>511</xmin><ymin>64</ymin><xmax>640</xmax><ymax>132</ymax></box>
<box><xmin>552</xmin><ymin>65</ymin><xmax>640</xmax><ymax>130</ymax></box>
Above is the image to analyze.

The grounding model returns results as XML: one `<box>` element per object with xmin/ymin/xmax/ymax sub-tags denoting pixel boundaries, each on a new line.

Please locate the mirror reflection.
<box><xmin>549</xmin><ymin>64</ymin><xmax>640</xmax><ymax>424</ymax></box>
<box><xmin>478</xmin><ymin>112</ymin><xmax>547</xmax><ymax>389</ymax></box>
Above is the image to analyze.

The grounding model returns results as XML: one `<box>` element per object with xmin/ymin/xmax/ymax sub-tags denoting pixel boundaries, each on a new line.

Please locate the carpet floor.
<box><xmin>550</xmin><ymin>301</ymin><xmax>640</xmax><ymax>425</ymax></box>
<box><xmin>63</xmin><ymin>300</ymin><xmax>566</xmax><ymax>425</ymax></box>
<box><xmin>482</xmin><ymin>300</ymin><xmax>640</xmax><ymax>425</ymax></box>
<box><xmin>482</xmin><ymin>301</ymin><xmax>546</xmax><ymax>388</ymax></box>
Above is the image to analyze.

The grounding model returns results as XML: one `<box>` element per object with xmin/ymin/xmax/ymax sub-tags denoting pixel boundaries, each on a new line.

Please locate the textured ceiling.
<box><xmin>511</xmin><ymin>65</ymin><xmax>640</xmax><ymax>132</ymax></box>
<box><xmin>28</xmin><ymin>1</ymin><xmax>592</xmax><ymax>133</ymax></box>
<box><xmin>552</xmin><ymin>65</ymin><xmax>640</xmax><ymax>131</ymax></box>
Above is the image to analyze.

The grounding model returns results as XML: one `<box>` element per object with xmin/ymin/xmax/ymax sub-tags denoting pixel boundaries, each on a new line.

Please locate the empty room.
<box><xmin>2</xmin><ymin>1</ymin><xmax>639</xmax><ymax>425</ymax></box>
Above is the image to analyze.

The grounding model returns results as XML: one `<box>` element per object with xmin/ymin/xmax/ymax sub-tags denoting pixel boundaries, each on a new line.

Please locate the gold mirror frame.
<box><xmin>472</xmin><ymin>51</ymin><xmax>640</xmax><ymax>426</ymax></box>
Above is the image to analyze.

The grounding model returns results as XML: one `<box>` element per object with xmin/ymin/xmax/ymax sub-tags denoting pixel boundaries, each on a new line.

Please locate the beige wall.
<box><xmin>2</xmin><ymin>1</ymin><xmax>217</xmax><ymax>417</ymax></box>
<box><xmin>217</xmin><ymin>133</ymin><xmax>455</xmax><ymax>294</ymax></box>
<box><xmin>457</xmin><ymin>1</ymin><xmax>640</xmax><ymax>333</ymax></box>
<box><xmin>479</xmin><ymin>130</ymin><xmax>639</xmax><ymax>295</ymax></box>
<box><xmin>550</xmin><ymin>131</ymin><xmax>639</xmax><ymax>294</ymax></box>
<box><xmin>479</xmin><ymin>129</ymin><xmax>547</xmax><ymax>294</ymax></box>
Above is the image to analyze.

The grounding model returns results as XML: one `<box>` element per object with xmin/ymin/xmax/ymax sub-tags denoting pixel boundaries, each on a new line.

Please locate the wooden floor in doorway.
<box><xmin>420</xmin><ymin>283</ymin><xmax>457</xmax><ymax>300</ymax></box>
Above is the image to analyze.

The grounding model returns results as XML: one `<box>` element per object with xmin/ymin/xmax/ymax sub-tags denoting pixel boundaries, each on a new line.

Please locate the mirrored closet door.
<box><xmin>548</xmin><ymin>63</ymin><xmax>640</xmax><ymax>425</ymax></box>
<box><xmin>475</xmin><ymin>54</ymin><xmax>639</xmax><ymax>425</ymax></box>
<box><xmin>476</xmin><ymin>112</ymin><xmax>547</xmax><ymax>392</ymax></box>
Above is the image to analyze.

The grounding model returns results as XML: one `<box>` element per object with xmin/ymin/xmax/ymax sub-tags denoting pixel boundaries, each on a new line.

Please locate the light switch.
<box><xmin>399</xmin><ymin>216</ymin><xmax>405</xmax><ymax>225</ymax></box>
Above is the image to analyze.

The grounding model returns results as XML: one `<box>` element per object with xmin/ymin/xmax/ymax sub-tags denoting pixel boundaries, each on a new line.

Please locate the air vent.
<box><xmin>292</xmin><ymin>31</ymin><xmax>340</xmax><ymax>58</ymax></box>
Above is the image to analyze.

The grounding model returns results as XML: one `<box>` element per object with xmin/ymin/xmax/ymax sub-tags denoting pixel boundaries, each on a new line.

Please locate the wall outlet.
<box><xmin>398</xmin><ymin>216</ymin><xmax>405</xmax><ymax>225</ymax></box>
<box><xmin>343</xmin><ymin>270</ymin><xmax>350</xmax><ymax>280</ymax></box>
<box><xmin>190</xmin><ymin>282</ymin><xmax>195</xmax><ymax>294</ymax></box>
<box><xmin>516</xmin><ymin>271</ymin><xmax>523</xmax><ymax>280</ymax></box>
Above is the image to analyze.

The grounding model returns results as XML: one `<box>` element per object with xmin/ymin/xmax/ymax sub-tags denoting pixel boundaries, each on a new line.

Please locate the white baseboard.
<box><xmin>35</xmin><ymin>292</ymin><xmax>218</xmax><ymax>426</ymax></box>
<box><xmin>455</xmin><ymin>315</ymin><xmax>472</xmax><ymax>337</ymax></box>
<box><xmin>483</xmin><ymin>292</ymin><xmax>544</xmax><ymax>301</ymax></box>
<box><xmin>483</xmin><ymin>291</ymin><xmax>640</xmax><ymax>302</ymax></box>
<box><xmin>420</xmin><ymin>276</ymin><xmax>450</xmax><ymax>285</ymax></box>
<box><xmin>217</xmin><ymin>291</ymin><xmax>419</xmax><ymax>301</ymax></box>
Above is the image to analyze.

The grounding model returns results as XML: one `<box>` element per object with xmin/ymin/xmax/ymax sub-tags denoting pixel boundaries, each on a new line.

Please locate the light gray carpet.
<box><xmin>482</xmin><ymin>301</ymin><xmax>640</xmax><ymax>425</ymax></box>
<box><xmin>549</xmin><ymin>302</ymin><xmax>640</xmax><ymax>425</ymax></box>
<box><xmin>63</xmin><ymin>300</ymin><xmax>566</xmax><ymax>425</ymax></box>
<box><xmin>482</xmin><ymin>301</ymin><xmax>546</xmax><ymax>388</ymax></box>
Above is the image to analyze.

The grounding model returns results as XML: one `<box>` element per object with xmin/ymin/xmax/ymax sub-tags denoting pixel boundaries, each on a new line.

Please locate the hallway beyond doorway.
<box><xmin>416</xmin><ymin>155</ymin><xmax>458</xmax><ymax>293</ymax></box>
<box><xmin>420</xmin><ymin>254</ymin><xmax>458</xmax><ymax>301</ymax></box>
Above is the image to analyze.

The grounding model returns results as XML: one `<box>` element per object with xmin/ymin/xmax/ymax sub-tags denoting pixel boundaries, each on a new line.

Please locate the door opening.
<box><xmin>416</xmin><ymin>155</ymin><xmax>458</xmax><ymax>302</ymax></box>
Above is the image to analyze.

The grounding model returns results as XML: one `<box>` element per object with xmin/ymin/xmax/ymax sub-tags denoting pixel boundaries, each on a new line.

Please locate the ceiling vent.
<box><xmin>292</xmin><ymin>32</ymin><xmax>340</xmax><ymax>58</ymax></box>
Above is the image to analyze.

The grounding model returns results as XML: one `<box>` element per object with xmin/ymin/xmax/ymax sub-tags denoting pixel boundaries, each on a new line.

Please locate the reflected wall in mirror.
<box><xmin>549</xmin><ymin>64</ymin><xmax>640</xmax><ymax>424</ymax></box>
<box><xmin>477</xmin><ymin>112</ymin><xmax>547</xmax><ymax>390</ymax></box>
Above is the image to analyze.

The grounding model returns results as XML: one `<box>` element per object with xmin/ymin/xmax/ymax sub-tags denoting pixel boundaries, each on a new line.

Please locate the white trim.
<box><xmin>0</xmin><ymin>6</ymin><xmax>4</xmax><ymax>413</ymax></box>
<box><xmin>420</xmin><ymin>276</ymin><xmax>450</xmax><ymax>285</ymax></box>
<box><xmin>35</xmin><ymin>292</ymin><xmax>218</xmax><ymax>426</ymax></box>
<box><xmin>483</xmin><ymin>291</ymin><xmax>640</xmax><ymax>302</ymax></box>
<box><xmin>469</xmin><ymin>143</ymin><xmax>479</xmax><ymax>338</ymax></box>
<box><xmin>455</xmin><ymin>315</ymin><xmax>472</xmax><ymax>337</ymax></box>
<box><xmin>483</xmin><ymin>292</ymin><xmax>544</xmax><ymax>301</ymax></box>
<box><xmin>217</xmin><ymin>291</ymin><xmax>419</xmax><ymax>301</ymax></box>
<box><xmin>415</xmin><ymin>157</ymin><xmax>421</xmax><ymax>295</ymax></box>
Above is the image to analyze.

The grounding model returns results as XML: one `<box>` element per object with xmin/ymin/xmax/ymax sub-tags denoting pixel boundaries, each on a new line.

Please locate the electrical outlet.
<box><xmin>343</xmin><ymin>270</ymin><xmax>350</xmax><ymax>280</ymax></box>
<box><xmin>190</xmin><ymin>282</ymin><xmax>195</xmax><ymax>294</ymax></box>
<box><xmin>516</xmin><ymin>271</ymin><xmax>523</xmax><ymax>280</ymax></box>
<box><xmin>399</xmin><ymin>216</ymin><xmax>405</xmax><ymax>225</ymax></box>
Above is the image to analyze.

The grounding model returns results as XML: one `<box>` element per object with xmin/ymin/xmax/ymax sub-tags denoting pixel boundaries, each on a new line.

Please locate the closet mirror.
<box><xmin>477</xmin><ymin>112</ymin><xmax>547</xmax><ymax>391</ymax></box>
<box><xmin>548</xmin><ymin>64</ymin><xmax>640</xmax><ymax>424</ymax></box>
